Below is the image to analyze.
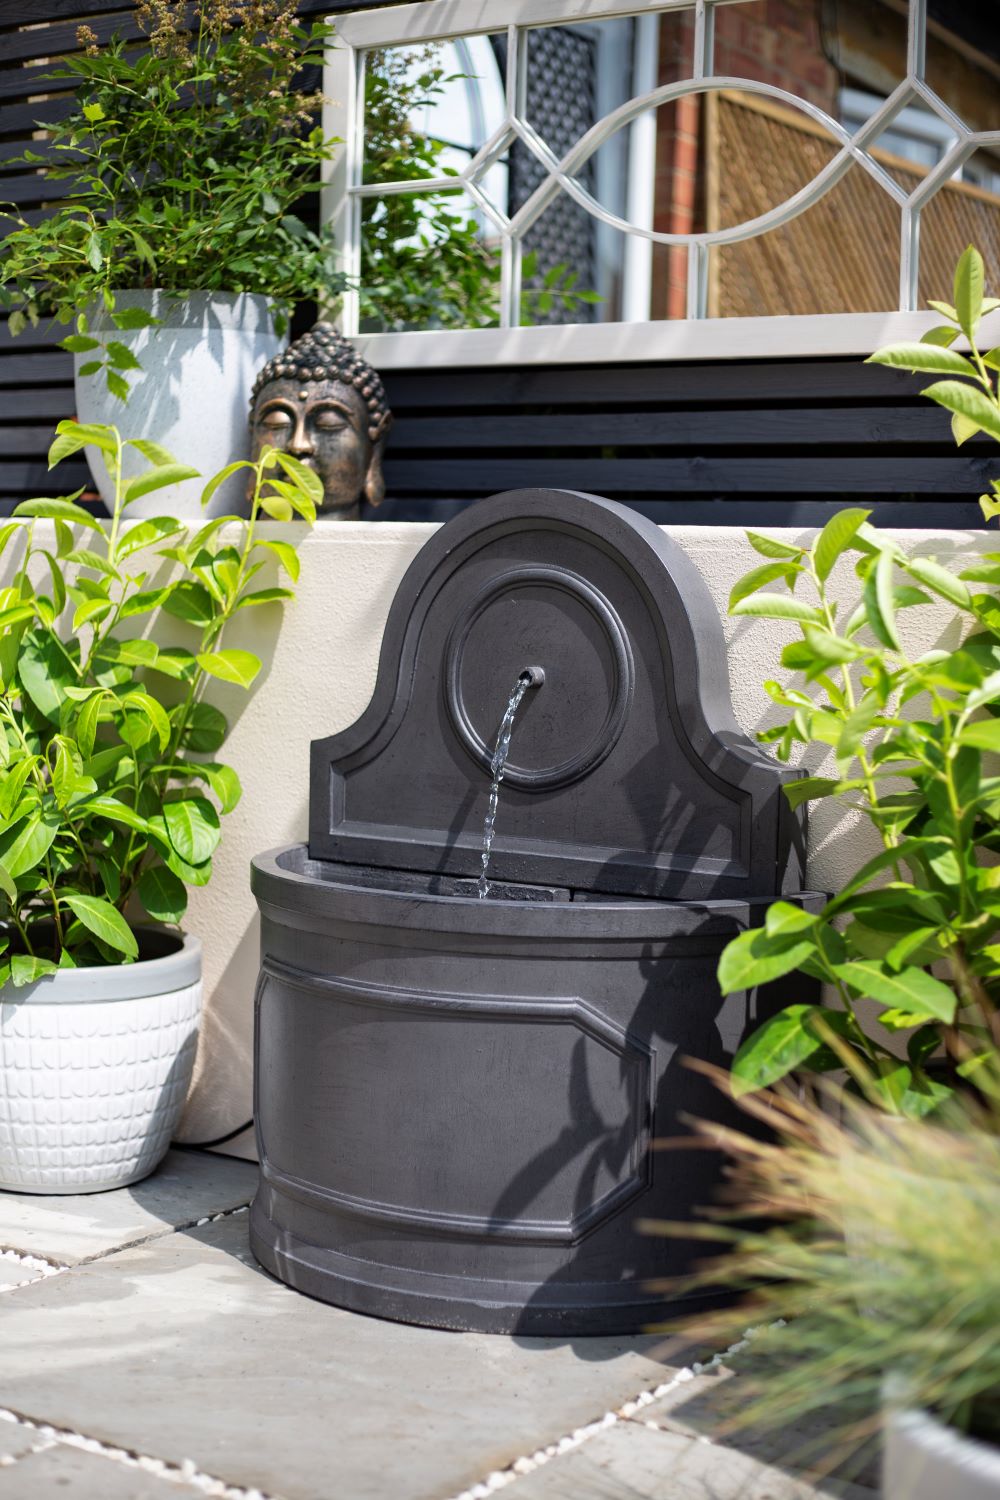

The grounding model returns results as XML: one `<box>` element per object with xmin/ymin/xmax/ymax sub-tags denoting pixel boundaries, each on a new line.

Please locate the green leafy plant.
<box><xmin>647</xmin><ymin>1077</ymin><xmax>1000</xmax><ymax>1470</ymax></box>
<box><xmin>866</xmin><ymin>244</ymin><xmax>1000</xmax><ymax>522</ymax></box>
<box><xmin>0</xmin><ymin>1</ymin><xmax>345</xmax><ymax>399</ymax></box>
<box><xmin>361</xmin><ymin>47</ymin><xmax>601</xmax><ymax>331</ymax></box>
<box><xmin>0</xmin><ymin>418</ymin><xmax>317</xmax><ymax>982</ymax></box>
<box><xmin>717</xmin><ymin>245</ymin><xmax>1000</xmax><ymax>1118</ymax></box>
<box><xmin>717</xmin><ymin>510</ymin><xmax>1000</xmax><ymax>1116</ymax></box>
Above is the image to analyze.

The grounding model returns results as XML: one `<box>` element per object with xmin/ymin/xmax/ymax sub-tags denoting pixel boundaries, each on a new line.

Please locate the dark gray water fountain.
<box><xmin>250</xmin><ymin>489</ymin><xmax>819</xmax><ymax>1333</ymax></box>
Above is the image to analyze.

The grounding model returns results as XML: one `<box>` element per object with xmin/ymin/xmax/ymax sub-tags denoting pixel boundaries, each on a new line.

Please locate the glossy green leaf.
<box><xmin>126</xmin><ymin>440</ymin><xmax>177</xmax><ymax>466</ymax></box>
<box><xmin>137</xmin><ymin>862</ymin><xmax>187</xmax><ymax>924</ymax></box>
<box><xmin>201</xmin><ymin>761</ymin><xmax>242</xmax><ymax>813</ymax></box>
<box><xmin>235</xmin><ymin>587</ymin><xmax>294</xmax><ymax>609</ymax></box>
<box><xmin>147</xmin><ymin>647</ymin><xmax>195</xmax><ymax>681</ymax></box>
<box><xmin>764</xmin><ymin>901</ymin><xmax>816</xmax><ymax>938</ymax></box>
<box><xmin>730</xmin><ymin>594</ymin><xmax>823</xmax><ymax>624</ymax></box>
<box><xmin>178</xmin><ymin>703</ymin><xmax>228</xmax><ymax>753</ymax></box>
<box><xmin>79</xmin><ymin>795</ymin><xmax>151</xmax><ymax>833</ymax></box>
<box><xmin>904</xmin><ymin>556</ymin><xmax>971</xmax><ymax>609</ymax></box>
<box><xmin>253</xmin><ymin>538</ymin><xmax>300</xmax><ymax>582</ymax></box>
<box><xmin>10</xmin><ymin>953</ymin><xmax>59</xmax><ymax>988</ymax></box>
<box><xmin>163</xmin><ymin>796</ymin><xmax>220</xmax><ymax>865</ymax></box>
<box><xmin>922</xmin><ymin>380</ymin><xmax>1000</xmax><ymax>443</ymax></box>
<box><xmin>731</xmin><ymin>1004</ymin><xmax>831</xmax><ymax>1094</ymax></box>
<box><xmin>63</xmin><ymin>893</ymin><xmax>138</xmax><ymax>959</ymax></box>
<box><xmin>954</xmin><ymin>243</ymin><xmax>984</xmax><ymax>338</ymax></box>
<box><xmin>196</xmin><ymin>649</ymin><xmax>261</xmax><ymax>689</ymax></box>
<box><xmin>718</xmin><ymin>926</ymin><xmax>817</xmax><ymax>994</ymax></box>
<box><xmin>75</xmin><ymin>691</ymin><xmax>104</xmax><ymax>758</ymax></box>
<box><xmin>783</xmin><ymin>776</ymin><xmax>843</xmax><ymax>810</ymax></box>
<box><xmin>13</xmin><ymin>497</ymin><xmax>105</xmax><ymax>534</ymax></box>
<box><xmin>272</xmin><ymin>450</ymin><xmax>322</xmax><ymax>508</ymax></box>
<box><xmin>745</xmin><ymin>532</ymin><xmax>803</xmax><ymax>561</ymax></box>
<box><xmin>124</xmin><ymin>464</ymin><xmax>200</xmax><ymax>506</ymax></box>
<box><xmin>145</xmin><ymin>813</ymin><xmax>213</xmax><ymax>885</ymax></box>
<box><xmin>0</xmin><ymin>811</ymin><xmax>59</xmax><ymax>879</ymax></box>
<box><xmin>123</xmin><ymin>691</ymin><xmax>170</xmax><ymax>752</ymax></box>
<box><xmin>162</xmin><ymin>581</ymin><xmax>216</xmax><ymax>628</ymax></box>
<box><xmin>834</xmin><ymin>961</ymin><xmax>957</xmax><ymax>1024</ymax></box>
<box><xmin>813</xmin><ymin>508</ymin><xmax>871</xmax><ymax>582</ymax></box>
<box><xmin>866</xmin><ymin>342</ymin><xmax>977</xmax><ymax>378</ymax></box>
<box><xmin>200</xmin><ymin>462</ymin><xmax>250</xmax><ymax>511</ymax></box>
<box><xmin>18</xmin><ymin>631</ymin><xmax>78</xmax><ymax>720</ymax></box>
<box><xmin>116</xmin><ymin>516</ymin><xmax>184</xmax><ymax>560</ymax></box>
<box><xmin>49</xmin><ymin>420</ymin><xmax>117</xmax><ymax>463</ymax></box>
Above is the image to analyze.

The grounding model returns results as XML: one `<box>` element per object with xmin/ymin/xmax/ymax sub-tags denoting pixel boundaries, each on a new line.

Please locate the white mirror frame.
<box><xmin>324</xmin><ymin>0</ymin><xmax>1000</xmax><ymax>368</ymax></box>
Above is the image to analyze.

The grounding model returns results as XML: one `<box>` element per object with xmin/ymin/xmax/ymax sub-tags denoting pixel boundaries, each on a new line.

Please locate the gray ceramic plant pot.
<box><xmin>0</xmin><ymin>931</ymin><xmax>202</xmax><ymax>1194</ymax></box>
<box><xmin>884</xmin><ymin>1403</ymin><xmax>1000</xmax><ymax>1499</ymax></box>
<box><xmin>74</xmin><ymin>290</ymin><xmax>281</xmax><ymax>518</ymax></box>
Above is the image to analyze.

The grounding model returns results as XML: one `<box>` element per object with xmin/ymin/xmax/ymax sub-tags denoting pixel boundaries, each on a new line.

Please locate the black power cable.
<box><xmin>171</xmin><ymin>1118</ymin><xmax>254</xmax><ymax>1153</ymax></box>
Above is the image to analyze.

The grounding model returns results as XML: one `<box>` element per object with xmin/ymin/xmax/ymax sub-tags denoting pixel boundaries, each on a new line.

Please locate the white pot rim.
<box><xmin>0</xmin><ymin>931</ymin><xmax>202</xmax><ymax>1005</ymax></box>
<box><xmin>886</xmin><ymin>1399</ymin><xmax>1000</xmax><ymax>1483</ymax></box>
<box><xmin>86</xmin><ymin>289</ymin><xmax>275</xmax><ymax>333</ymax></box>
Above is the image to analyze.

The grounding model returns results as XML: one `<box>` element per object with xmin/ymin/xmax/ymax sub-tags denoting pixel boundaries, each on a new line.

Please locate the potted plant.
<box><xmin>0</xmin><ymin>418</ymin><xmax>318</xmax><ymax>1192</ymax></box>
<box><xmin>713</xmin><ymin>247</ymin><xmax>1000</xmax><ymax>1116</ymax></box>
<box><xmin>647</xmin><ymin>1078</ymin><xmax>1000</xmax><ymax>1497</ymax></box>
<box><xmin>0</xmin><ymin>1</ymin><xmax>343</xmax><ymax>516</ymax></box>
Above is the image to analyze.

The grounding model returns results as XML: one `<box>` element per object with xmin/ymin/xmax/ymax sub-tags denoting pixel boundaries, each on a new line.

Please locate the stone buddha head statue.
<box><xmin>249</xmin><ymin>323</ymin><xmax>393</xmax><ymax>519</ymax></box>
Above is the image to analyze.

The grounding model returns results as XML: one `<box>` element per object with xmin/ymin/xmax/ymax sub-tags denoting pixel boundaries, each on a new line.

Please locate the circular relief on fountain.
<box><xmin>445</xmin><ymin>565</ymin><xmax>634</xmax><ymax>790</ymax></box>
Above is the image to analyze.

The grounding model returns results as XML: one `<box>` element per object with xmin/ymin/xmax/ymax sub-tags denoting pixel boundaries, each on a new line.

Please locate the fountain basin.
<box><xmin>251</xmin><ymin>845</ymin><xmax>823</xmax><ymax>1333</ymax></box>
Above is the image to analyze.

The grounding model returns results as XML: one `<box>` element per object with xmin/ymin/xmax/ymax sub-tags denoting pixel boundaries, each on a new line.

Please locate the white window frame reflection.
<box><xmin>324</xmin><ymin>0</ymin><xmax>1000</xmax><ymax>368</ymax></box>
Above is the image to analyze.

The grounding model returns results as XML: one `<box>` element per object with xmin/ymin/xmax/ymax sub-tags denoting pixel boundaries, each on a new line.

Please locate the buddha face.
<box><xmin>249</xmin><ymin>377</ymin><xmax>386</xmax><ymax>519</ymax></box>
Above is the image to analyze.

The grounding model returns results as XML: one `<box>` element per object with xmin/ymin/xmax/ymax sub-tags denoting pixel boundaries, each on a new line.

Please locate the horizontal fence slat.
<box><xmin>381</xmin><ymin>360</ymin><xmax>931</xmax><ymax>409</ymax></box>
<box><xmin>0</xmin><ymin>350</ymin><xmax>72</xmax><ymax>382</ymax></box>
<box><xmin>0</xmin><ymin>424</ymin><xmax>73</xmax><ymax>454</ymax></box>
<box><xmin>382</xmin><ymin>457</ymin><xmax>997</xmax><ymax>494</ymax></box>
<box><xmin>0</xmin><ymin>61</ymin><xmax>76</xmax><ymax>105</ymax></box>
<box><xmin>0</xmin><ymin>138</ymin><xmax>56</xmax><ymax>167</ymax></box>
<box><xmin>0</xmin><ymin>171</ymin><xmax>75</xmax><ymax>205</ymax></box>
<box><xmin>390</xmin><ymin>406</ymin><xmax>966</xmax><ymax>450</ymax></box>
<box><xmin>0</xmin><ymin>12</ymin><xmax>145</xmax><ymax>61</ymax></box>
<box><xmin>0</xmin><ymin>1</ymin><xmax>132</xmax><ymax>25</ymax></box>
<box><xmin>0</xmin><ymin>95</ymin><xmax>74</xmax><ymax>137</ymax></box>
<box><xmin>0</xmin><ymin>458</ymin><xmax>90</xmax><ymax>490</ymax></box>
<box><xmin>374</xmin><ymin>496</ymin><xmax>989</xmax><ymax>529</ymax></box>
<box><xmin>0</xmin><ymin>386</ymin><xmax>76</xmax><ymax>418</ymax></box>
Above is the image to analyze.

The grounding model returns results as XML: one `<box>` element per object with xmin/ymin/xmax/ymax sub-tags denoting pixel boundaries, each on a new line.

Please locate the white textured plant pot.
<box><xmin>0</xmin><ymin>933</ymin><xmax>201</xmax><ymax>1195</ymax></box>
<box><xmin>74</xmin><ymin>290</ymin><xmax>281</xmax><ymax>518</ymax></box>
<box><xmin>884</xmin><ymin>1405</ymin><xmax>1000</xmax><ymax>1500</ymax></box>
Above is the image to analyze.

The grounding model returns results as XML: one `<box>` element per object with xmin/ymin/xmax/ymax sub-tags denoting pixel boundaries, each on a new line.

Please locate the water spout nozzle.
<box><xmin>521</xmin><ymin>666</ymin><xmax>545</xmax><ymax>688</ymax></box>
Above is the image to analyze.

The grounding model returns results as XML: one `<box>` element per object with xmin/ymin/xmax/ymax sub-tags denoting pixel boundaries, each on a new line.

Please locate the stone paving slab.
<box><xmin>0</xmin><ymin>1443</ymin><xmax>205</xmax><ymax>1498</ymax></box>
<box><xmin>0</xmin><ymin>1213</ymin><xmax>671</xmax><ymax>1500</ymax></box>
<box><xmin>0</xmin><ymin>1420</ymin><xmax>41</xmax><ymax>1466</ymax></box>
<box><xmin>507</xmin><ymin>1420</ymin><xmax>874</xmax><ymax>1500</ymax></box>
<box><xmin>0</xmin><ymin>1152</ymin><xmax>258</xmax><ymax>1265</ymax></box>
<box><xmin>641</xmin><ymin>1358</ymin><xmax>880</xmax><ymax>1492</ymax></box>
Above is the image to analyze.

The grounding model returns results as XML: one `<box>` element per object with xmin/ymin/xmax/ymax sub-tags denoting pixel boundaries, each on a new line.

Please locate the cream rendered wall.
<box><xmin>3</xmin><ymin>521</ymin><xmax>992</xmax><ymax>1152</ymax></box>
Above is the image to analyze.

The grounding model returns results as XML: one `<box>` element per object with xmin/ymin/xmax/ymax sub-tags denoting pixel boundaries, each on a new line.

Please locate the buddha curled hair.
<box><xmin>250</xmin><ymin>322</ymin><xmax>392</xmax><ymax>443</ymax></box>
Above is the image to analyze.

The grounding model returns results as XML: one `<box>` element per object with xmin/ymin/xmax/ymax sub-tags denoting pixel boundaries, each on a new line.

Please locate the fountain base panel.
<box><xmin>250</xmin><ymin>845</ymin><xmax>823</xmax><ymax>1335</ymax></box>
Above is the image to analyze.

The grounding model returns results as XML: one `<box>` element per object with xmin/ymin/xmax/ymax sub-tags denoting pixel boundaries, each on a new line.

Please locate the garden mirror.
<box><xmin>325</xmin><ymin>0</ymin><xmax>1000</xmax><ymax>346</ymax></box>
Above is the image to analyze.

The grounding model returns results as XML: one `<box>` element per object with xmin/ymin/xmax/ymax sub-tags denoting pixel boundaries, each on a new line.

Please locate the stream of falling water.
<box><xmin>478</xmin><ymin>672</ymin><xmax>533</xmax><ymax>900</ymax></box>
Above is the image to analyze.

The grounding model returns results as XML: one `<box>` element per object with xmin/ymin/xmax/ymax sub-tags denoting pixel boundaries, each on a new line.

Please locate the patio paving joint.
<box><xmin>443</xmin><ymin>1325</ymin><xmax>775</xmax><ymax>1500</ymax></box>
<box><xmin>0</xmin><ymin>1404</ymin><xmax>285</xmax><ymax>1500</ymax></box>
<box><xmin>0</xmin><ymin>1245</ymin><xmax>70</xmax><ymax>1292</ymax></box>
<box><xmin>74</xmin><ymin>1200</ymin><xmax>252</xmax><ymax>1269</ymax></box>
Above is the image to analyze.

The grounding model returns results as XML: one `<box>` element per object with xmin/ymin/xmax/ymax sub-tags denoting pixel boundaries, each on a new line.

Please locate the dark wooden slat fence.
<box><xmin>0</xmin><ymin>2</ymin><xmax>997</xmax><ymax>526</ymax></box>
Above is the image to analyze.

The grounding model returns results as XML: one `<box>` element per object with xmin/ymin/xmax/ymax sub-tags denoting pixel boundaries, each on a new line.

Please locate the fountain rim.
<box><xmin>251</xmin><ymin>844</ymin><xmax>825</xmax><ymax>945</ymax></box>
